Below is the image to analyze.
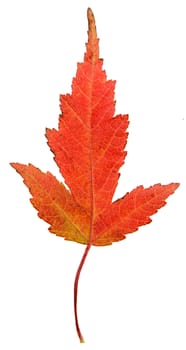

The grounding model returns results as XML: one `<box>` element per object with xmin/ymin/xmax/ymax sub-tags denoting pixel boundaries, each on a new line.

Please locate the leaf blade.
<box><xmin>93</xmin><ymin>183</ymin><xmax>180</xmax><ymax>245</ymax></box>
<box><xmin>46</xmin><ymin>11</ymin><xmax>129</xmax><ymax>218</ymax></box>
<box><xmin>10</xmin><ymin>163</ymin><xmax>89</xmax><ymax>244</ymax></box>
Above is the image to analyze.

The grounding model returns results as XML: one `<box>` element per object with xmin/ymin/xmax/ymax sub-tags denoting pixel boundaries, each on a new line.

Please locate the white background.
<box><xmin>0</xmin><ymin>0</ymin><xmax>185</xmax><ymax>349</ymax></box>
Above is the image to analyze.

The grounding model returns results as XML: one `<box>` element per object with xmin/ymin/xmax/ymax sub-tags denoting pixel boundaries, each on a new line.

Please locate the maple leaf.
<box><xmin>10</xmin><ymin>8</ymin><xmax>179</xmax><ymax>343</ymax></box>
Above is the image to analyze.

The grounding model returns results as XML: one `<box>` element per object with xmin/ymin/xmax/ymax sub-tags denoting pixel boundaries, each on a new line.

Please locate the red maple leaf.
<box><xmin>10</xmin><ymin>8</ymin><xmax>179</xmax><ymax>343</ymax></box>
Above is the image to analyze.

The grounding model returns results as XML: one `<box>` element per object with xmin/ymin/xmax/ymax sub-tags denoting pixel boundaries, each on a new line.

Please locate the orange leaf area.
<box><xmin>10</xmin><ymin>8</ymin><xmax>179</xmax><ymax>247</ymax></box>
<box><xmin>10</xmin><ymin>7</ymin><xmax>180</xmax><ymax>343</ymax></box>
<box><xmin>10</xmin><ymin>161</ymin><xmax>179</xmax><ymax>246</ymax></box>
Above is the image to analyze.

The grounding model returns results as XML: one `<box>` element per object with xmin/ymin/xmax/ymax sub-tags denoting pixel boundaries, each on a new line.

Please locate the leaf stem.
<box><xmin>74</xmin><ymin>243</ymin><xmax>91</xmax><ymax>343</ymax></box>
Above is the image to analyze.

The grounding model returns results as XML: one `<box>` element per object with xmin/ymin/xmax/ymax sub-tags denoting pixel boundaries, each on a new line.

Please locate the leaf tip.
<box><xmin>169</xmin><ymin>182</ymin><xmax>180</xmax><ymax>193</ymax></box>
<box><xmin>85</xmin><ymin>7</ymin><xmax>99</xmax><ymax>63</ymax></box>
<box><xmin>87</xmin><ymin>7</ymin><xmax>96</xmax><ymax>32</ymax></box>
<box><xmin>175</xmin><ymin>182</ymin><xmax>180</xmax><ymax>189</ymax></box>
<box><xmin>10</xmin><ymin>162</ymin><xmax>19</xmax><ymax>171</ymax></box>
